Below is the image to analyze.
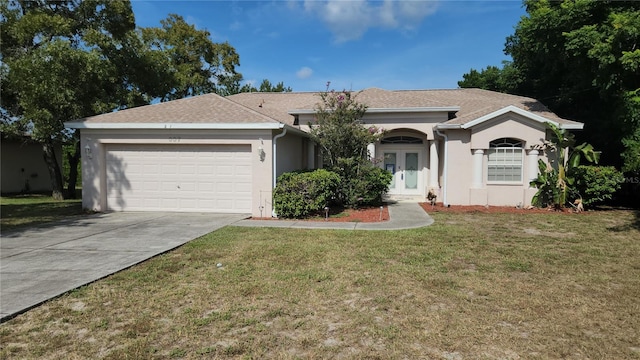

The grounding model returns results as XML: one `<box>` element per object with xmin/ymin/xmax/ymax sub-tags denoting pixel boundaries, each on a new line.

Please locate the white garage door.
<box><xmin>105</xmin><ymin>144</ymin><xmax>252</xmax><ymax>213</ymax></box>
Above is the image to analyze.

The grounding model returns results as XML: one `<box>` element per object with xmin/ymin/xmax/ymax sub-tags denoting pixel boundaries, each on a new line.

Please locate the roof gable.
<box><xmin>459</xmin><ymin>105</ymin><xmax>583</xmax><ymax>130</ymax></box>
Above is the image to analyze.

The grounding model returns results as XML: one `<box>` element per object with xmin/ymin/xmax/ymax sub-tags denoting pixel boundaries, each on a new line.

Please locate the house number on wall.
<box><xmin>168</xmin><ymin>136</ymin><xmax>181</xmax><ymax>143</ymax></box>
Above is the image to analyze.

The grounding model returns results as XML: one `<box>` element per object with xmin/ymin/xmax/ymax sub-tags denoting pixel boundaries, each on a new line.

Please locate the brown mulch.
<box><xmin>253</xmin><ymin>203</ymin><xmax>589</xmax><ymax>223</ymax></box>
<box><xmin>419</xmin><ymin>202</ymin><xmax>584</xmax><ymax>214</ymax></box>
<box><xmin>253</xmin><ymin>205</ymin><xmax>390</xmax><ymax>222</ymax></box>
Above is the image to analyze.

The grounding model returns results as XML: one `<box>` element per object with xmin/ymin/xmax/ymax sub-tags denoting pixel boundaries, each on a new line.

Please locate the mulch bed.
<box><xmin>419</xmin><ymin>202</ymin><xmax>585</xmax><ymax>214</ymax></box>
<box><xmin>253</xmin><ymin>203</ymin><xmax>591</xmax><ymax>223</ymax></box>
<box><xmin>253</xmin><ymin>205</ymin><xmax>390</xmax><ymax>222</ymax></box>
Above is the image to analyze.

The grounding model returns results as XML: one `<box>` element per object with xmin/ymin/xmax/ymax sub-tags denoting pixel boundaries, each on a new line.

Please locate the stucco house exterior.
<box><xmin>1</xmin><ymin>134</ymin><xmax>62</xmax><ymax>194</ymax></box>
<box><xmin>64</xmin><ymin>88</ymin><xmax>583</xmax><ymax>217</ymax></box>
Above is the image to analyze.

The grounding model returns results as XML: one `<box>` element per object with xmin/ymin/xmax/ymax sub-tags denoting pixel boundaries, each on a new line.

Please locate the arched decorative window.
<box><xmin>380</xmin><ymin>136</ymin><xmax>423</xmax><ymax>144</ymax></box>
<box><xmin>487</xmin><ymin>138</ymin><xmax>523</xmax><ymax>182</ymax></box>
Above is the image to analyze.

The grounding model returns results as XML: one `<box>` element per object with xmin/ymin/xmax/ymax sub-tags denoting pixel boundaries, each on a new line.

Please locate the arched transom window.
<box><xmin>380</xmin><ymin>136</ymin><xmax>423</xmax><ymax>144</ymax></box>
<box><xmin>487</xmin><ymin>138</ymin><xmax>523</xmax><ymax>182</ymax></box>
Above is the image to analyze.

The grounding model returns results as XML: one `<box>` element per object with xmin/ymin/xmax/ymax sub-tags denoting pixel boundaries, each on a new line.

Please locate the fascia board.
<box><xmin>288</xmin><ymin>106</ymin><xmax>460</xmax><ymax>115</ymax></box>
<box><xmin>64</xmin><ymin>122</ymin><xmax>285</xmax><ymax>130</ymax></box>
<box><xmin>559</xmin><ymin>124</ymin><xmax>584</xmax><ymax>130</ymax></box>
<box><xmin>460</xmin><ymin>105</ymin><xmax>560</xmax><ymax>129</ymax></box>
<box><xmin>433</xmin><ymin>124</ymin><xmax>462</xmax><ymax>130</ymax></box>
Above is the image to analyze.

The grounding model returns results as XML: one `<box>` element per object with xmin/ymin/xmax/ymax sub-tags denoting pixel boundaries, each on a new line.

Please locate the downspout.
<box><xmin>272</xmin><ymin>127</ymin><xmax>287</xmax><ymax>217</ymax></box>
<box><xmin>434</xmin><ymin>128</ymin><xmax>449</xmax><ymax>207</ymax></box>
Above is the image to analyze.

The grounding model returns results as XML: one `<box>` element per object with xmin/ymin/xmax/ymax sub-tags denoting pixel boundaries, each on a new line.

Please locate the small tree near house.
<box><xmin>530</xmin><ymin>122</ymin><xmax>601</xmax><ymax>209</ymax></box>
<box><xmin>308</xmin><ymin>88</ymin><xmax>391</xmax><ymax>208</ymax></box>
<box><xmin>273</xmin><ymin>86</ymin><xmax>392</xmax><ymax>217</ymax></box>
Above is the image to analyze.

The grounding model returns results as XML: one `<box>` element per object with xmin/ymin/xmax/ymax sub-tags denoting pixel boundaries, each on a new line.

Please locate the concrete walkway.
<box><xmin>0</xmin><ymin>212</ymin><xmax>248</xmax><ymax>322</ymax></box>
<box><xmin>234</xmin><ymin>201</ymin><xmax>434</xmax><ymax>230</ymax></box>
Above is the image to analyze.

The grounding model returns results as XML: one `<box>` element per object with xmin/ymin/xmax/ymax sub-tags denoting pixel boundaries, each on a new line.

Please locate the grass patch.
<box><xmin>1</xmin><ymin>210</ymin><xmax>639</xmax><ymax>359</ymax></box>
<box><xmin>0</xmin><ymin>194</ymin><xmax>83</xmax><ymax>232</ymax></box>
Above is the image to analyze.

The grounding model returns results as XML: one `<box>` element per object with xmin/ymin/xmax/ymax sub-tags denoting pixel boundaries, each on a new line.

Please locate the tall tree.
<box><xmin>458</xmin><ymin>61</ymin><xmax>522</xmax><ymax>94</ymax></box>
<box><xmin>0</xmin><ymin>1</ymin><xmax>244</xmax><ymax>199</ymax></box>
<box><xmin>221</xmin><ymin>78</ymin><xmax>293</xmax><ymax>95</ymax></box>
<box><xmin>1</xmin><ymin>0</ymin><xmax>138</xmax><ymax>199</ymax></box>
<box><xmin>460</xmin><ymin>0</ymin><xmax>640</xmax><ymax>173</ymax></box>
<box><xmin>139</xmin><ymin>14</ymin><xmax>241</xmax><ymax>101</ymax></box>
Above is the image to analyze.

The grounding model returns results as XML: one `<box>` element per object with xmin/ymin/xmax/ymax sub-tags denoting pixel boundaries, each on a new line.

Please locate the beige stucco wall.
<box><xmin>79</xmin><ymin>128</ymin><xmax>299</xmax><ymax>217</ymax></box>
<box><xmin>275</xmin><ymin>131</ymin><xmax>304</xmax><ymax>179</ymax></box>
<box><xmin>444</xmin><ymin>130</ymin><xmax>473</xmax><ymax>205</ymax></box>
<box><xmin>470</xmin><ymin>113</ymin><xmax>546</xmax><ymax>149</ymax></box>
<box><xmin>298</xmin><ymin>111</ymin><xmax>449</xmax><ymax>140</ymax></box>
<box><xmin>443</xmin><ymin>114</ymin><xmax>550</xmax><ymax>207</ymax></box>
<box><xmin>1</xmin><ymin>140</ymin><xmax>62</xmax><ymax>193</ymax></box>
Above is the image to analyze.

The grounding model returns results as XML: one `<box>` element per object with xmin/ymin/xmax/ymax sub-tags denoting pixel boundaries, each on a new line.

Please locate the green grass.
<box><xmin>1</xmin><ymin>210</ymin><xmax>639</xmax><ymax>359</ymax></box>
<box><xmin>0</xmin><ymin>194</ymin><xmax>84</xmax><ymax>232</ymax></box>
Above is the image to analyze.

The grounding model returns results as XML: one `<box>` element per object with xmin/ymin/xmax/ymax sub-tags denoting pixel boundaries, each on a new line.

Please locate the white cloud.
<box><xmin>296</xmin><ymin>67</ymin><xmax>314</xmax><ymax>79</ymax></box>
<box><xmin>303</xmin><ymin>0</ymin><xmax>438</xmax><ymax>43</ymax></box>
<box><xmin>229</xmin><ymin>21</ymin><xmax>243</xmax><ymax>31</ymax></box>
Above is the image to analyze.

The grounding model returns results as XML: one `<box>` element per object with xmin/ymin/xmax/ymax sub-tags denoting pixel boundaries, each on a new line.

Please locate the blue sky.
<box><xmin>131</xmin><ymin>0</ymin><xmax>527</xmax><ymax>92</ymax></box>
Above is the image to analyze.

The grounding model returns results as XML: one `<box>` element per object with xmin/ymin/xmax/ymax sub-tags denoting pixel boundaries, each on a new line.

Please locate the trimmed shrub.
<box><xmin>273</xmin><ymin>169</ymin><xmax>341</xmax><ymax>218</ymax></box>
<box><xmin>573</xmin><ymin>165</ymin><xmax>624</xmax><ymax>206</ymax></box>
<box><xmin>333</xmin><ymin>158</ymin><xmax>392</xmax><ymax>208</ymax></box>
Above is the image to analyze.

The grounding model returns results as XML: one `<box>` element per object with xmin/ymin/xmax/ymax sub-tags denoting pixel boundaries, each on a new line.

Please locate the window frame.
<box><xmin>486</xmin><ymin>138</ymin><xmax>524</xmax><ymax>184</ymax></box>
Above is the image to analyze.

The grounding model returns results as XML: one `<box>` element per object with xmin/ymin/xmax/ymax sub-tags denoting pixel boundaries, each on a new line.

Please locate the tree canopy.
<box><xmin>459</xmin><ymin>0</ymin><xmax>640</xmax><ymax>174</ymax></box>
<box><xmin>1</xmin><ymin>0</ymin><xmax>291</xmax><ymax>199</ymax></box>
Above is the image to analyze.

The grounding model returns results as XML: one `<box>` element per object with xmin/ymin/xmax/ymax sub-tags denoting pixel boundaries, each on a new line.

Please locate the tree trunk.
<box><xmin>42</xmin><ymin>140</ymin><xmax>65</xmax><ymax>200</ymax></box>
<box><xmin>66</xmin><ymin>139</ymin><xmax>81</xmax><ymax>199</ymax></box>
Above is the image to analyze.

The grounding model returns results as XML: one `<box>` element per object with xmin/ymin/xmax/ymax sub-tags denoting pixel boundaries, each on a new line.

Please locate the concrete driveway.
<box><xmin>0</xmin><ymin>212</ymin><xmax>248</xmax><ymax>322</ymax></box>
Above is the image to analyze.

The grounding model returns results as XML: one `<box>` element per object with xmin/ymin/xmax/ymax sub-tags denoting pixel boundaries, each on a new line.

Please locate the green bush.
<box><xmin>273</xmin><ymin>169</ymin><xmax>341</xmax><ymax>218</ymax></box>
<box><xmin>573</xmin><ymin>165</ymin><xmax>624</xmax><ymax>206</ymax></box>
<box><xmin>332</xmin><ymin>158</ymin><xmax>392</xmax><ymax>208</ymax></box>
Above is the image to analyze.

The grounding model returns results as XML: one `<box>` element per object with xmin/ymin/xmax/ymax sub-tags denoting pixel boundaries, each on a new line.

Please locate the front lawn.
<box><xmin>0</xmin><ymin>194</ymin><xmax>83</xmax><ymax>232</ymax></box>
<box><xmin>1</xmin><ymin>210</ymin><xmax>639</xmax><ymax>359</ymax></box>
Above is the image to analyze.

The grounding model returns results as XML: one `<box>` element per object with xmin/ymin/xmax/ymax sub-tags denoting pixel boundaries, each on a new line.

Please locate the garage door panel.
<box><xmin>106</xmin><ymin>144</ymin><xmax>252</xmax><ymax>213</ymax></box>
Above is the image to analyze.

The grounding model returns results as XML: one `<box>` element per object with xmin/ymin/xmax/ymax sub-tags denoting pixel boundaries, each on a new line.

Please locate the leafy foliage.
<box><xmin>307</xmin><ymin>87</ymin><xmax>390</xmax><ymax>208</ymax></box>
<box><xmin>530</xmin><ymin>123</ymin><xmax>600</xmax><ymax>209</ymax></box>
<box><xmin>309</xmin><ymin>89</ymin><xmax>382</xmax><ymax>168</ymax></box>
<box><xmin>139</xmin><ymin>14</ymin><xmax>241</xmax><ymax>101</ymax></box>
<box><xmin>227</xmin><ymin>79</ymin><xmax>292</xmax><ymax>95</ymax></box>
<box><xmin>460</xmin><ymin>0</ymin><xmax>640</xmax><ymax>173</ymax></box>
<box><xmin>573</xmin><ymin>165</ymin><xmax>624</xmax><ymax>206</ymax></box>
<box><xmin>1</xmin><ymin>0</ymin><xmax>141</xmax><ymax>199</ymax></box>
<box><xmin>458</xmin><ymin>61</ymin><xmax>522</xmax><ymax>93</ymax></box>
<box><xmin>333</xmin><ymin>158</ymin><xmax>393</xmax><ymax>208</ymax></box>
<box><xmin>1</xmin><ymin>0</ymin><xmax>291</xmax><ymax>200</ymax></box>
<box><xmin>273</xmin><ymin>169</ymin><xmax>341</xmax><ymax>219</ymax></box>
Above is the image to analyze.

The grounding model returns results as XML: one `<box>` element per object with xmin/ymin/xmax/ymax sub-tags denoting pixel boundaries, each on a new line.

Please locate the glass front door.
<box><xmin>384</xmin><ymin>150</ymin><xmax>421</xmax><ymax>194</ymax></box>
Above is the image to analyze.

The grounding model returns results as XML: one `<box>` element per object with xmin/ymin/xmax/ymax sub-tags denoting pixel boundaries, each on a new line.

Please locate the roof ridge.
<box><xmin>219</xmin><ymin>93</ymin><xmax>284</xmax><ymax>124</ymax></box>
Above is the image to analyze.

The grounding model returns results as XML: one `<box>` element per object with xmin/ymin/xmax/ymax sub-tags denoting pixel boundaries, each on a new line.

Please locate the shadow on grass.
<box><xmin>0</xmin><ymin>200</ymin><xmax>86</xmax><ymax>234</ymax></box>
<box><xmin>606</xmin><ymin>208</ymin><xmax>640</xmax><ymax>232</ymax></box>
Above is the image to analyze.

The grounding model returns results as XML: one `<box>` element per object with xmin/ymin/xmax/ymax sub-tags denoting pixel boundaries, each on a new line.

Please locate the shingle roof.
<box><xmin>76</xmin><ymin>92</ymin><xmax>280</xmax><ymax>124</ymax></box>
<box><xmin>70</xmin><ymin>87</ymin><xmax>582</xmax><ymax>128</ymax></box>
<box><xmin>227</xmin><ymin>88</ymin><xmax>582</xmax><ymax>127</ymax></box>
<box><xmin>412</xmin><ymin>88</ymin><xmax>579</xmax><ymax>126</ymax></box>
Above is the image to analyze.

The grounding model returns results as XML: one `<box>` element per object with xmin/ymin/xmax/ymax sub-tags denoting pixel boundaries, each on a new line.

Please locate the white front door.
<box><xmin>383</xmin><ymin>150</ymin><xmax>422</xmax><ymax>195</ymax></box>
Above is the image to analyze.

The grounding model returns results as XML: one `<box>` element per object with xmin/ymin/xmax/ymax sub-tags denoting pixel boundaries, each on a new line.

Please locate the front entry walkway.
<box><xmin>234</xmin><ymin>201</ymin><xmax>434</xmax><ymax>230</ymax></box>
